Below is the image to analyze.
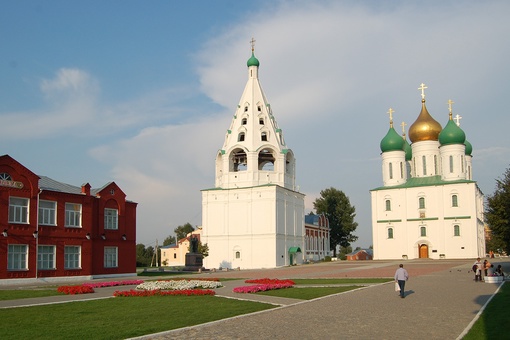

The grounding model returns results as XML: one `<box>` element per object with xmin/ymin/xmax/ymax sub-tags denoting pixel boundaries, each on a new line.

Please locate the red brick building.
<box><xmin>0</xmin><ymin>155</ymin><xmax>137</xmax><ymax>283</ymax></box>
<box><xmin>305</xmin><ymin>214</ymin><xmax>331</xmax><ymax>261</ymax></box>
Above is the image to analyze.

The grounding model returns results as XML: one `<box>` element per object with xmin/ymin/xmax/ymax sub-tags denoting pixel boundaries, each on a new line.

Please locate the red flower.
<box><xmin>57</xmin><ymin>285</ymin><xmax>95</xmax><ymax>295</ymax></box>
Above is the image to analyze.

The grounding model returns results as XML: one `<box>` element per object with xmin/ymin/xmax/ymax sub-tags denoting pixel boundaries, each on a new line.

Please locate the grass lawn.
<box><xmin>0</xmin><ymin>295</ymin><xmax>275</xmax><ymax>339</ymax></box>
<box><xmin>462</xmin><ymin>282</ymin><xmax>509</xmax><ymax>340</ymax></box>
<box><xmin>257</xmin><ymin>286</ymin><xmax>361</xmax><ymax>300</ymax></box>
<box><xmin>0</xmin><ymin>289</ymin><xmax>61</xmax><ymax>300</ymax></box>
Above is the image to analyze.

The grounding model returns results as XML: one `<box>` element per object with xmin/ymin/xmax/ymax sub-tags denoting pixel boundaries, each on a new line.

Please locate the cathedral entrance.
<box><xmin>419</xmin><ymin>244</ymin><xmax>429</xmax><ymax>258</ymax></box>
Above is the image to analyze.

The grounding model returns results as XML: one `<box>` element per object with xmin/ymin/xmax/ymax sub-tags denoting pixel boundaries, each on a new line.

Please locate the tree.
<box><xmin>198</xmin><ymin>241</ymin><xmax>209</xmax><ymax>258</ymax></box>
<box><xmin>486</xmin><ymin>166</ymin><xmax>510</xmax><ymax>254</ymax></box>
<box><xmin>174</xmin><ymin>223</ymin><xmax>194</xmax><ymax>241</ymax></box>
<box><xmin>313</xmin><ymin>187</ymin><xmax>358</xmax><ymax>256</ymax></box>
<box><xmin>338</xmin><ymin>245</ymin><xmax>353</xmax><ymax>260</ymax></box>
<box><xmin>136</xmin><ymin>243</ymin><xmax>153</xmax><ymax>267</ymax></box>
<box><xmin>163</xmin><ymin>235</ymin><xmax>176</xmax><ymax>246</ymax></box>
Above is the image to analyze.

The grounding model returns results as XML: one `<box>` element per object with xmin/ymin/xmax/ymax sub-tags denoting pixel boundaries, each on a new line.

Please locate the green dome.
<box><xmin>465</xmin><ymin>139</ymin><xmax>473</xmax><ymax>155</ymax></box>
<box><xmin>247</xmin><ymin>52</ymin><xmax>260</xmax><ymax>67</ymax></box>
<box><xmin>404</xmin><ymin>139</ymin><xmax>412</xmax><ymax>161</ymax></box>
<box><xmin>439</xmin><ymin>119</ymin><xmax>466</xmax><ymax>145</ymax></box>
<box><xmin>380</xmin><ymin>127</ymin><xmax>405</xmax><ymax>153</ymax></box>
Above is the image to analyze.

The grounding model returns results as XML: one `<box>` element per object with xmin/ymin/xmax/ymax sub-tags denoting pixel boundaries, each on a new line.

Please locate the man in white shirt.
<box><xmin>394</xmin><ymin>264</ymin><xmax>409</xmax><ymax>298</ymax></box>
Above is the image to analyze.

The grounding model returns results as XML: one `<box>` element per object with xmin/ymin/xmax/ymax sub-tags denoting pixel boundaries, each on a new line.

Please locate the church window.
<box><xmin>389</xmin><ymin>163</ymin><xmax>393</xmax><ymax>179</ymax></box>
<box><xmin>244</xmin><ymin>106</ymin><xmax>248</xmax><ymax>112</ymax></box>
<box><xmin>420</xmin><ymin>226</ymin><xmax>427</xmax><ymax>237</ymax></box>
<box><xmin>449</xmin><ymin>155</ymin><xmax>454</xmax><ymax>173</ymax></box>
<box><xmin>173</xmin><ymin>253</ymin><xmax>177</xmax><ymax>259</ymax></box>
<box><xmin>257</xmin><ymin>106</ymin><xmax>262</xmax><ymax>112</ymax></box>
<box><xmin>261</xmin><ymin>132</ymin><xmax>268</xmax><ymax>141</ymax></box>
<box><xmin>422</xmin><ymin>156</ymin><xmax>427</xmax><ymax>175</ymax></box>
<box><xmin>385</xmin><ymin>200</ymin><xmax>391</xmax><ymax>211</ymax></box>
<box><xmin>400</xmin><ymin>162</ymin><xmax>404</xmax><ymax>179</ymax></box>
<box><xmin>387</xmin><ymin>228</ymin><xmax>393</xmax><ymax>239</ymax></box>
<box><xmin>454</xmin><ymin>225</ymin><xmax>460</xmax><ymax>236</ymax></box>
<box><xmin>434</xmin><ymin>155</ymin><xmax>438</xmax><ymax>175</ymax></box>
<box><xmin>238</xmin><ymin>132</ymin><xmax>245</xmax><ymax>142</ymax></box>
<box><xmin>461</xmin><ymin>155</ymin><xmax>465</xmax><ymax>173</ymax></box>
<box><xmin>231</xmin><ymin>148</ymin><xmax>247</xmax><ymax>172</ymax></box>
<box><xmin>241</xmin><ymin>118</ymin><xmax>247</xmax><ymax>125</ymax></box>
<box><xmin>413</xmin><ymin>158</ymin><xmax>416</xmax><ymax>177</ymax></box>
<box><xmin>259</xmin><ymin>118</ymin><xmax>264</xmax><ymax>125</ymax></box>
<box><xmin>452</xmin><ymin>195</ymin><xmax>458</xmax><ymax>207</ymax></box>
<box><xmin>419</xmin><ymin>197</ymin><xmax>425</xmax><ymax>209</ymax></box>
<box><xmin>235</xmin><ymin>251</ymin><xmax>241</xmax><ymax>259</ymax></box>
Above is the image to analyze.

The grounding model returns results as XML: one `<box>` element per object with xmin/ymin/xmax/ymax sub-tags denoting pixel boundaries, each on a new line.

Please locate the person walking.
<box><xmin>395</xmin><ymin>264</ymin><xmax>409</xmax><ymax>298</ymax></box>
<box><xmin>473</xmin><ymin>258</ymin><xmax>483</xmax><ymax>282</ymax></box>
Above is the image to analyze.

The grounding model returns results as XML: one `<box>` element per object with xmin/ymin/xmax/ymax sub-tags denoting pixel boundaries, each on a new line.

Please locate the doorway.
<box><xmin>419</xmin><ymin>244</ymin><xmax>429</xmax><ymax>258</ymax></box>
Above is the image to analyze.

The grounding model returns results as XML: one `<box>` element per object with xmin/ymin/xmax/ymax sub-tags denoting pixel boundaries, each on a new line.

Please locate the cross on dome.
<box><xmin>447</xmin><ymin>99</ymin><xmax>454</xmax><ymax>114</ymax></box>
<box><xmin>418</xmin><ymin>83</ymin><xmax>428</xmax><ymax>100</ymax></box>
<box><xmin>250</xmin><ymin>37</ymin><xmax>256</xmax><ymax>52</ymax></box>
<box><xmin>387</xmin><ymin>108</ymin><xmax>394</xmax><ymax>127</ymax></box>
<box><xmin>400</xmin><ymin>121</ymin><xmax>407</xmax><ymax>135</ymax></box>
<box><xmin>454</xmin><ymin>114</ymin><xmax>462</xmax><ymax>126</ymax></box>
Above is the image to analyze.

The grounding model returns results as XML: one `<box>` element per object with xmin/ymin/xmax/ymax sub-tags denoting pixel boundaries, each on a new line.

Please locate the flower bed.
<box><xmin>113</xmin><ymin>289</ymin><xmax>215</xmax><ymax>297</ymax></box>
<box><xmin>233</xmin><ymin>278</ymin><xmax>295</xmax><ymax>294</ymax></box>
<box><xmin>83</xmin><ymin>280</ymin><xmax>144</xmax><ymax>288</ymax></box>
<box><xmin>57</xmin><ymin>285</ymin><xmax>95</xmax><ymax>295</ymax></box>
<box><xmin>136</xmin><ymin>280</ymin><xmax>223</xmax><ymax>291</ymax></box>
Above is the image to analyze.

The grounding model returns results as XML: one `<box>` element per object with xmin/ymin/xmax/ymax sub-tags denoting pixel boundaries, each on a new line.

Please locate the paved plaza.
<box><xmin>1</xmin><ymin>258</ymin><xmax>508</xmax><ymax>340</ymax></box>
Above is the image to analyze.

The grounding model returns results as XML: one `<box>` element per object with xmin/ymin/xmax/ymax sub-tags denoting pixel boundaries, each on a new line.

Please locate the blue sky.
<box><xmin>2</xmin><ymin>0</ymin><xmax>509</xmax><ymax>249</ymax></box>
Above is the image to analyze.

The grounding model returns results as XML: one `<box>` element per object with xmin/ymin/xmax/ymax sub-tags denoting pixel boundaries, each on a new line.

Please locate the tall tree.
<box><xmin>163</xmin><ymin>235</ymin><xmax>176</xmax><ymax>246</ymax></box>
<box><xmin>174</xmin><ymin>223</ymin><xmax>195</xmax><ymax>241</ymax></box>
<box><xmin>313</xmin><ymin>187</ymin><xmax>358</xmax><ymax>256</ymax></box>
<box><xmin>486</xmin><ymin>166</ymin><xmax>510</xmax><ymax>254</ymax></box>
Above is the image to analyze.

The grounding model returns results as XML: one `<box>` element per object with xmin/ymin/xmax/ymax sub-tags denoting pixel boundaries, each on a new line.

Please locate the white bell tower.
<box><xmin>202</xmin><ymin>39</ymin><xmax>305</xmax><ymax>270</ymax></box>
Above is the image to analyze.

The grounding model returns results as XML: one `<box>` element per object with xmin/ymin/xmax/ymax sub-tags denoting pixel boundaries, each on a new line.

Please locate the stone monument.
<box><xmin>184</xmin><ymin>235</ymin><xmax>203</xmax><ymax>271</ymax></box>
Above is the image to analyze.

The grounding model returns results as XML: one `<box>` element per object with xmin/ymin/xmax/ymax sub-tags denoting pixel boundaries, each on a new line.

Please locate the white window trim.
<box><xmin>104</xmin><ymin>208</ymin><xmax>119</xmax><ymax>230</ymax></box>
<box><xmin>65</xmin><ymin>203</ymin><xmax>82</xmax><ymax>228</ymax></box>
<box><xmin>64</xmin><ymin>246</ymin><xmax>82</xmax><ymax>269</ymax></box>
<box><xmin>104</xmin><ymin>247</ymin><xmax>118</xmax><ymax>268</ymax></box>
<box><xmin>39</xmin><ymin>200</ymin><xmax>57</xmax><ymax>226</ymax></box>
<box><xmin>9</xmin><ymin>197</ymin><xmax>29</xmax><ymax>224</ymax></box>
<box><xmin>7</xmin><ymin>244</ymin><xmax>28</xmax><ymax>270</ymax></box>
<box><xmin>38</xmin><ymin>245</ymin><xmax>56</xmax><ymax>270</ymax></box>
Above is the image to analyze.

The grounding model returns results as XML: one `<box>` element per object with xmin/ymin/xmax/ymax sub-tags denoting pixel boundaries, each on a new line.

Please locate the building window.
<box><xmin>261</xmin><ymin>132</ymin><xmax>267</xmax><ymax>141</ymax></box>
<box><xmin>400</xmin><ymin>162</ymin><xmax>404</xmax><ymax>179</ymax></box>
<box><xmin>387</xmin><ymin>228</ymin><xmax>394</xmax><ymax>239</ymax></box>
<box><xmin>434</xmin><ymin>155</ymin><xmax>438</xmax><ymax>175</ymax></box>
<box><xmin>420</xmin><ymin>226</ymin><xmax>427</xmax><ymax>237</ymax></box>
<box><xmin>454</xmin><ymin>225</ymin><xmax>460</xmax><ymax>236</ymax></box>
<box><xmin>9</xmin><ymin>197</ymin><xmax>29</xmax><ymax>224</ymax></box>
<box><xmin>104</xmin><ymin>247</ymin><xmax>118</xmax><ymax>268</ymax></box>
<box><xmin>104</xmin><ymin>208</ymin><xmax>118</xmax><ymax>230</ymax></box>
<box><xmin>422</xmin><ymin>156</ymin><xmax>427</xmax><ymax>175</ymax></box>
<box><xmin>241</xmin><ymin>118</ymin><xmax>247</xmax><ymax>125</ymax></box>
<box><xmin>39</xmin><ymin>200</ymin><xmax>56</xmax><ymax>225</ymax></box>
<box><xmin>449</xmin><ymin>155</ymin><xmax>454</xmax><ymax>173</ymax></box>
<box><xmin>259</xmin><ymin>118</ymin><xmax>264</xmax><ymax>125</ymax></box>
<box><xmin>389</xmin><ymin>163</ymin><xmax>393</xmax><ymax>179</ymax></box>
<box><xmin>257</xmin><ymin>106</ymin><xmax>261</xmax><ymax>112</ymax></box>
<box><xmin>419</xmin><ymin>197</ymin><xmax>425</xmax><ymax>209</ymax></box>
<box><xmin>235</xmin><ymin>251</ymin><xmax>241</xmax><ymax>259</ymax></box>
<box><xmin>65</xmin><ymin>203</ymin><xmax>82</xmax><ymax>227</ymax></box>
<box><xmin>7</xmin><ymin>244</ymin><xmax>28</xmax><ymax>270</ymax></box>
<box><xmin>173</xmin><ymin>253</ymin><xmax>177</xmax><ymax>259</ymax></box>
<box><xmin>0</xmin><ymin>172</ymin><xmax>12</xmax><ymax>180</ymax></box>
<box><xmin>244</xmin><ymin>106</ymin><xmax>248</xmax><ymax>112</ymax></box>
<box><xmin>385</xmin><ymin>200</ymin><xmax>391</xmax><ymax>211</ymax></box>
<box><xmin>452</xmin><ymin>195</ymin><xmax>458</xmax><ymax>207</ymax></box>
<box><xmin>64</xmin><ymin>246</ymin><xmax>81</xmax><ymax>269</ymax></box>
<box><xmin>238</xmin><ymin>132</ymin><xmax>245</xmax><ymax>142</ymax></box>
<box><xmin>38</xmin><ymin>245</ymin><xmax>56</xmax><ymax>270</ymax></box>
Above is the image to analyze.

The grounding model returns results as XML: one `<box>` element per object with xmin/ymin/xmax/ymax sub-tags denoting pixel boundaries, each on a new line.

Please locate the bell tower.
<box><xmin>202</xmin><ymin>40</ymin><xmax>304</xmax><ymax>270</ymax></box>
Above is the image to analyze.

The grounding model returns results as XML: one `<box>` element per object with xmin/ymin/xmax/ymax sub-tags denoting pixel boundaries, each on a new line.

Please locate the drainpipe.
<box><xmin>35</xmin><ymin>189</ymin><xmax>42</xmax><ymax>279</ymax></box>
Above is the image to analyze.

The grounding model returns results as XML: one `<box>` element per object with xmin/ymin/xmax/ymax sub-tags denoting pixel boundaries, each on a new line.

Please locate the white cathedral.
<box><xmin>201</xmin><ymin>44</ymin><xmax>305</xmax><ymax>270</ymax></box>
<box><xmin>371</xmin><ymin>84</ymin><xmax>485</xmax><ymax>260</ymax></box>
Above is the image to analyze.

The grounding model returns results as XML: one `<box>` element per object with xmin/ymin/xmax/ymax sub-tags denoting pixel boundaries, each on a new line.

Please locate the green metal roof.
<box><xmin>371</xmin><ymin>175</ymin><xmax>476</xmax><ymax>191</ymax></box>
<box><xmin>289</xmin><ymin>247</ymin><xmax>302</xmax><ymax>253</ymax></box>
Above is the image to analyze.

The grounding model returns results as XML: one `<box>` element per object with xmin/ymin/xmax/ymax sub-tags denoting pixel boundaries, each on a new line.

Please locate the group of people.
<box><xmin>472</xmin><ymin>257</ymin><xmax>505</xmax><ymax>282</ymax></box>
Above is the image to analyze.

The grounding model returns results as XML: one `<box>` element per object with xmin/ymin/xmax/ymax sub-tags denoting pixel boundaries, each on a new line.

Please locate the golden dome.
<box><xmin>408</xmin><ymin>99</ymin><xmax>442</xmax><ymax>143</ymax></box>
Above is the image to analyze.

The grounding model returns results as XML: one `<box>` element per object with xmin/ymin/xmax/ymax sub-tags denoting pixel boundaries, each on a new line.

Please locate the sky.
<box><xmin>1</xmin><ymin>0</ymin><xmax>509</xmax><ymax>249</ymax></box>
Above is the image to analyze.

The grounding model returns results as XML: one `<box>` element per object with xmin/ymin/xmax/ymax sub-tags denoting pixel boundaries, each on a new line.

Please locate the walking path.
<box><xmin>1</xmin><ymin>258</ymin><xmax>508</xmax><ymax>339</ymax></box>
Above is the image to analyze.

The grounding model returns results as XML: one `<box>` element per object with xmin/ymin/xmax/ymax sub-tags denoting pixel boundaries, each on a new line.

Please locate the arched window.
<box><xmin>452</xmin><ymin>195</ymin><xmax>458</xmax><ymax>207</ymax></box>
<box><xmin>389</xmin><ymin>163</ymin><xmax>393</xmax><ymax>179</ymax></box>
<box><xmin>244</xmin><ymin>106</ymin><xmax>248</xmax><ymax>112</ymax></box>
<box><xmin>434</xmin><ymin>155</ymin><xmax>438</xmax><ymax>175</ymax></box>
<box><xmin>400</xmin><ymin>162</ymin><xmax>404</xmax><ymax>179</ymax></box>
<box><xmin>385</xmin><ymin>200</ymin><xmax>391</xmax><ymax>211</ymax></box>
<box><xmin>454</xmin><ymin>225</ymin><xmax>460</xmax><ymax>236</ymax></box>
<box><xmin>241</xmin><ymin>118</ymin><xmax>247</xmax><ymax>125</ymax></box>
<box><xmin>449</xmin><ymin>155</ymin><xmax>454</xmax><ymax>173</ymax></box>
<box><xmin>257</xmin><ymin>106</ymin><xmax>262</xmax><ymax>112</ymax></box>
<box><xmin>238</xmin><ymin>132</ymin><xmax>245</xmax><ymax>142</ymax></box>
<box><xmin>235</xmin><ymin>251</ymin><xmax>241</xmax><ymax>259</ymax></box>
<box><xmin>419</xmin><ymin>197</ymin><xmax>425</xmax><ymax>209</ymax></box>
<box><xmin>387</xmin><ymin>228</ymin><xmax>394</xmax><ymax>239</ymax></box>
<box><xmin>261</xmin><ymin>132</ymin><xmax>268</xmax><ymax>141</ymax></box>
<box><xmin>420</xmin><ymin>226</ymin><xmax>427</xmax><ymax>237</ymax></box>
<box><xmin>422</xmin><ymin>156</ymin><xmax>427</xmax><ymax>175</ymax></box>
<box><xmin>258</xmin><ymin>148</ymin><xmax>275</xmax><ymax>171</ymax></box>
<box><xmin>259</xmin><ymin>118</ymin><xmax>264</xmax><ymax>125</ymax></box>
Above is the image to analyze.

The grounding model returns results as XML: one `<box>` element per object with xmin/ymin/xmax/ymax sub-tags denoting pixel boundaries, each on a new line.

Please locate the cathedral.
<box><xmin>201</xmin><ymin>42</ymin><xmax>305</xmax><ymax>269</ymax></box>
<box><xmin>371</xmin><ymin>84</ymin><xmax>485</xmax><ymax>260</ymax></box>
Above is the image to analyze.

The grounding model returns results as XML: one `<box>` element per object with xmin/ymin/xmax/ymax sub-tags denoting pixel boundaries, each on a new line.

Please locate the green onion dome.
<box><xmin>439</xmin><ymin>117</ymin><xmax>466</xmax><ymax>146</ymax></box>
<box><xmin>247</xmin><ymin>52</ymin><xmax>260</xmax><ymax>67</ymax></box>
<box><xmin>380</xmin><ymin>127</ymin><xmax>405</xmax><ymax>153</ymax></box>
<box><xmin>465</xmin><ymin>139</ymin><xmax>473</xmax><ymax>155</ymax></box>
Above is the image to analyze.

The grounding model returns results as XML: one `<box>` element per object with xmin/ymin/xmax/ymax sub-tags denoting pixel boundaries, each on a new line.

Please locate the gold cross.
<box><xmin>250</xmin><ymin>37</ymin><xmax>256</xmax><ymax>51</ymax></box>
<box><xmin>454</xmin><ymin>114</ymin><xmax>462</xmax><ymax>126</ymax></box>
<box><xmin>387</xmin><ymin>108</ymin><xmax>394</xmax><ymax>122</ymax></box>
<box><xmin>400</xmin><ymin>121</ymin><xmax>407</xmax><ymax>135</ymax></box>
<box><xmin>447</xmin><ymin>99</ymin><xmax>454</xmax><ymax>113</ymax></box>
<box><xmin>418</xmin><ymin>83</ymin><xmax>428</xmax><ymax>100</ymax></box>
